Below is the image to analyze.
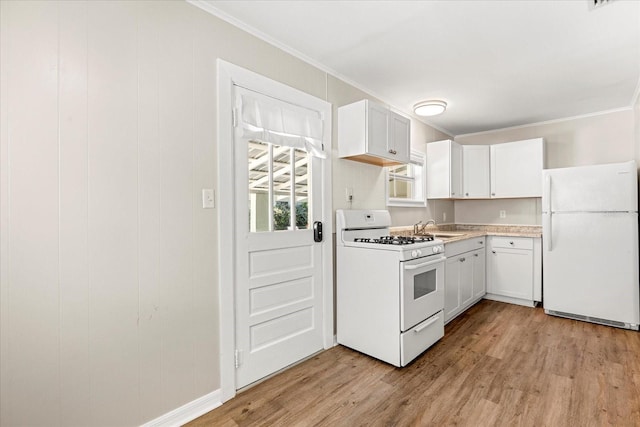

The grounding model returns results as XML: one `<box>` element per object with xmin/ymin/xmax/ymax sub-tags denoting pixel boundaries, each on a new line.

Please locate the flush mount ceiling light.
<box><xmin>413</xmin><ymin>100</ymin><xmax>447</xmax><ymax>117</ymax></box>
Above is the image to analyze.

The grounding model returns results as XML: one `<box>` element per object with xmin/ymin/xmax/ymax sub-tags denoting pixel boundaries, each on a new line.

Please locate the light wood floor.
<box><xmin>187</xmin><ymin>300</ymin><xmax>640</xmax><ymax>426</ymax></box>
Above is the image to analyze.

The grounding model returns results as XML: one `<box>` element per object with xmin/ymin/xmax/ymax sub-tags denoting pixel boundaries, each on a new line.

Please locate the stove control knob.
<box><xmin>432</xmin><ymin>246</ymin><xmax>442</xmax><ymax>254</ymax></box>
<box><xmin>411</xmin><ymin>249</ymin><xmax>422</xmax><ymax>258</ymax></box>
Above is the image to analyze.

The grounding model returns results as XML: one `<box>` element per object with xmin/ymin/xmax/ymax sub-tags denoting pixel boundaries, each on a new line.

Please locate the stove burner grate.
<box><xmin>354</xmin><ymin>235</ymin><xmax>434</xmax><ymax>245</ymax></box>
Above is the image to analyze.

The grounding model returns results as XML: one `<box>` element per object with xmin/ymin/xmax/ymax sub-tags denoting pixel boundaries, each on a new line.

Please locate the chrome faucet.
<box><xmin>413</xmin><ymin>221</ymin><xmax>423</xmax><ymax>235</ymax></box>
<box><xmin>413</xmin><ymin>219</ymin><xmax>436</xmax><ymax>235</ymax></box>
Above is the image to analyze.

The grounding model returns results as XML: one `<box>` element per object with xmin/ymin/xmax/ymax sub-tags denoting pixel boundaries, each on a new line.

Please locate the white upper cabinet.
<box><xmin>427</xmin><ymin>138</ymin><xmax>544</xmax><ymax>199</ymax></box>
<box><xmin>462</xmin><ymin>145</ymin><xmax>490</xmax><ymax>198</ymax></box>
<box><xmin>451</xmin><ymin>142</ymin><xmax>463</xmax><ymax>198</ymax></box>
<box><xmin>338</xmin><ymin>99</ymin><xmax>410</xmax><ymax>166</ymax></box>
<box><xmin>389</xmin><ymin>110</ymin><xmax>410</xmax><ymax>162</ymax></box>
<box><xmin>426</xmin><ymin>139</ymin><xmax>462</xmax><ymax>199</ymax></box>
<box><xmin>490</xmin><ymin>138</ymin><xmax>545</xmax><ymax>198</ymax></box>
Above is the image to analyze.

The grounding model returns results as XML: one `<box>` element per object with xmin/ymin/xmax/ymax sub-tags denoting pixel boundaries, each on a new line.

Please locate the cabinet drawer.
<box><xmin>490</xmin><ymin>236</ymin><xmax>532</xmax><ymax>250</ymax></box>
<box><xmin>445</xmin><ymin>237</ymin><xmax>485</xmax><ymax>257</ymax></box>
<box><xmin>400</xmin><ymin>310</ymin><xmax>444</xmax><ymax>366</ymax></box>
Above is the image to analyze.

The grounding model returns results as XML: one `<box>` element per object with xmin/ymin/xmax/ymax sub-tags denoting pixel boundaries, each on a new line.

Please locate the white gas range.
<box><xmin>336</xmin><ymin>209</ymin><xmax>446</xmax><ymax>367</ymax></box>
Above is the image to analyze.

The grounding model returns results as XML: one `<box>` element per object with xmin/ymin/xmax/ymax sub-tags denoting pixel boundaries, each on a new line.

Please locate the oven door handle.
<box><xmin>404</xmin><ymin>256</ymin><xmax>446</xmax><ymax>270</ymax></box>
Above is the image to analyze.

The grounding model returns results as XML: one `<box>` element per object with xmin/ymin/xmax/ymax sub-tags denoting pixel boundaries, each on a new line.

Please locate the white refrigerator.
<box><xmin>542</xmin><ymin>160</ymin><xmax>640</xmax><ymax>330</ymax></box>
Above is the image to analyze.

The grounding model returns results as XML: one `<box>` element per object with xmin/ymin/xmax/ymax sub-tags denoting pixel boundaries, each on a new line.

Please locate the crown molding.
<box><xmin>187</xmin><ymin>0</ymin><xmax>454</xmax><ymax>137</ymax></box>
<box><xmin>455</xmin><ymin>106</ymin><xmax>634</xmax><ymax>139</ymax></box>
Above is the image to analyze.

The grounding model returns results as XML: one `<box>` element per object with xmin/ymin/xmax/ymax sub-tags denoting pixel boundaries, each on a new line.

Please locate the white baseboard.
<box><xmin>141</xmin><ymin>389</ymin><xmax>222</xmax><ymax>427</ymax></box>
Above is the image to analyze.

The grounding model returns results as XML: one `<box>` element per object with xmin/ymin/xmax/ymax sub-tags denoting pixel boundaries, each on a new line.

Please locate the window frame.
<box><xmin>386</xmin><ymin>150</ymin><xmax>427</xmax><ymax>207</ymax></box>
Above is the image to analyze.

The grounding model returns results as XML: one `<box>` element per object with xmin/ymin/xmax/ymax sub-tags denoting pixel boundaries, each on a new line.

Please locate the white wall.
<box><xmin>453</xmin><ymin>109</ymin><xmax>636</xmax><ymax>225</ymax></box>
<box><xmin>389</xmin><ymin>199</ymin><xmax>455</xmax><ymax>227</ymax></box>
<box><xmin>454</xmin><ymin>199</ymin><xmax>542</xmax><ymax>226</ymax></box>
<box><xmin>0</xmin><ymin>1</ymin><xmax>449</xmax><ymax>425</ymax></box>
<box><xmin>1</xmin><ymin>2</ymin><xmax>222</xmax><ymax>425</ymax></box>
<box><xmin>456</xmin><ymin>109</ymin><xmax>636</xmax><ymax>168</ymax></box>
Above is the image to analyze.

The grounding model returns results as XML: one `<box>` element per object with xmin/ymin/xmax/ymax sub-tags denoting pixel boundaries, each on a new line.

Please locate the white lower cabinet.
<box><xmin>472</xmin><ymin>248</ymin><xmax>486</xmax><ymax>300</ymax></box>
<box><xmin>486</xmin><ymin>236</ymin><xmax>541</xmax><ymax>307</ymax></box>
<box><xmin>444</xmin><ymin>238</ymin><xmax>486</xmax><ymax>323</ymax></box>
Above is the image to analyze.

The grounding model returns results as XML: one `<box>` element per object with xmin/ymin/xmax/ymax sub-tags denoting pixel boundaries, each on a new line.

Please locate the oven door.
<box><xmin>400</xmin><ymin>254</ymin><xmax>445</xmax><ymax>331</ymax></box>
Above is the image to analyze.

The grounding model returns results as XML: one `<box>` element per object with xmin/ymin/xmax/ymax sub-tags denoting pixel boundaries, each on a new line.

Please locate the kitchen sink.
<box><xmin>426</xmin><ymin>232</ymin><xmax>465</xmax><ymax>238</ymax></box>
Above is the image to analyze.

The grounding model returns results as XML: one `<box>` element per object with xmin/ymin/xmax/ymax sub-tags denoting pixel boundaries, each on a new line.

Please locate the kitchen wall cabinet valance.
<box><xmin>426</xmin><ymin>139</ymin><xmax>462</xmax><ymax>199</ymax></box>
<box><xmin>239</xmin><ymin>89</ymin><xmax>327</xmax><ymax>158</ymax></box>
<box><xmin>338</xmin><ymin>99</ymin><xmax>410</xmax><ymax>166</ymax></box>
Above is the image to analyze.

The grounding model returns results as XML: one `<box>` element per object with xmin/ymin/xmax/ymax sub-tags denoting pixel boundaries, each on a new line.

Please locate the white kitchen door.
<box><xmin>233</xmin><ymin>86</ymin><xmax>327</xmax><ymax>388</ymax></box>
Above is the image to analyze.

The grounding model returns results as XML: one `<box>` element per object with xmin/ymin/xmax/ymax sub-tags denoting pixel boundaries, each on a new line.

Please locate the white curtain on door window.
<box><xmin>237</xmin><ymin>88</ymin><xmax>327</xmax><ymax>159</ymax></box>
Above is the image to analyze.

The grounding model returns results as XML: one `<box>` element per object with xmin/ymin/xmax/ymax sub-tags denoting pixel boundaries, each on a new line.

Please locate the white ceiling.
<box><xmin>198</xmin><ymin>0</ymin><xmax>640</xmax><ymax>136</ymax></box>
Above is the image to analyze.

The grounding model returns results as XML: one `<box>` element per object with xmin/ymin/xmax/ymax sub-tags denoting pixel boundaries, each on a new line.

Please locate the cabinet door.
<box><xmin>490</xmin><ymin>138</ymin><xmax>544</xmax><ymax>198</ymax></box>
<box><xmin>450</xmin><ymin>141</ymin><xmax>463</xmax><ymax>198</ymax></box>
<box><xmin>471</xmin><ymin>249</ymin><xmax>486</xmax><ymax>299</ymax></box>
<box><xmin>366</xmin><ymin>102</ymin><xmax>389</xmax><ymax>158</ymax></box>
<box><xmin>462</xmin><ymin>145</ymin><xmax>490</xmax><ymax>198</ymax></box>
<box><xmin>426</xmin><ymin>140</ymin><xmax>452</xmax><ymax>199</ymax></box>
<box><xmin>389</xmin><ymin>112</ymin><xmax>410</xmax><ymax>163</ymax></box>
<box><xmin>444</xmin><ymin>255</ymin><xmax>461</xmax><ymax>322</ymax></box>
<box><xmin>488</xmin><ymin>247</ymin><xmax>533</xmax><ymax>300</ymax></box>
<box><xmin>459</xmin><ymin>255</ymin><xmax>474</xmax><ymax>307</ymax></box>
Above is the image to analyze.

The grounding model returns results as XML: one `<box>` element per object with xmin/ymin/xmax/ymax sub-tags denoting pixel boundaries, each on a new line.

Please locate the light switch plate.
<box><xmin>202</xmin><ymin>189</ymin><xmax>215</xmax><ymax>209</ymax></box>
<box><xmin>345</xmin><ymin>187</ymin><xmax>353</xmax><ymax>202</ymax></box>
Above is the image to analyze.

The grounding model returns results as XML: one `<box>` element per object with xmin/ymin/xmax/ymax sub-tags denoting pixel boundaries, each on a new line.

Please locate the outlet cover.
<box><xmin>499</xmin><ymin>210</ymin><xmax>506</xmax><ymax>218</ymax></box>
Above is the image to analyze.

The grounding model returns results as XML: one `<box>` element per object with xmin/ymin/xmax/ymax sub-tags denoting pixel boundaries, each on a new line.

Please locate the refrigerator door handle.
<box><xmin>545</xmin><ymin>175</ymin><xmax>552</xmax><ymax>251</ymax></box>
<box><xmin>544</xmin><ymin>212</ymin><xmax>552</xmax><ymax>251</ymax></box>
<box><xmin>544</xmin><ymin>174</ymin><xmax>552</xmax><ymax>214</ymax></box>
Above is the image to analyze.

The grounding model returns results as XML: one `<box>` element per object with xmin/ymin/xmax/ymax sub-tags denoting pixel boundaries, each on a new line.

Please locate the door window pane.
<box><xmin>294</xmin><ymin>148</ymin><xmax>310</xmax><ymax>229</ymax></box>
<box><xmin>272</xmin><ymin>145</ymin><xmax>292</xmax><ymax>231</ymax></box>
<box><xmin>247</xmin><ymin>139</ymin><xmax>313</xmax><ymax>232</ymax></box>
<box><xmin>248</xmin><ymin>141</ymin><xmax>270</xmax><ymax>232</ymax></box>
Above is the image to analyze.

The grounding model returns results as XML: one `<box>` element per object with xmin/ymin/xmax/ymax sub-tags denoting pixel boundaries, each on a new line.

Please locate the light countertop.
<box><xmin>390</xmin><ymin>224</ymin><xmax>542</xmax><ymax>243</ymax></box>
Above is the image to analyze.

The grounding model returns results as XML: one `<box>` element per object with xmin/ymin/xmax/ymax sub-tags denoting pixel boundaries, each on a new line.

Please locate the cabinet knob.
<box><xmin>478</xmin><ymin>241</ymin><xmax>483</xmax><ymax>244</ymax></box>
<box><xmin>474</xmin><ymin>253</ymin><xmax>479</xmax><ymax>257</ymax></box>
<box><xmin>388</xmin><ymin>149</ymin><xmax>397</xmax><ymax>155</ymax></box>
<box><xmin>509</xmin><ymin>241</ymin><xmax>514</xmax><ymax>245</ymax></box>
<box><xmin>465</xmin><ymin>193</ymin><xmax>469</xmax><ymax>196</ymax></box>
<box><xmin>460</xmin><ymin>257</ymin><xmax>466</xmax><ymax>262</ymax></box>
<box><xmin>492</xmin><ymin>250</ymin><xmax>496</xmax><ymax>254</ymax></box>
<box><xmin>492</xmin><ymin>193</ymin><xmax>496</xmax><ymax>196</ymax></box>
